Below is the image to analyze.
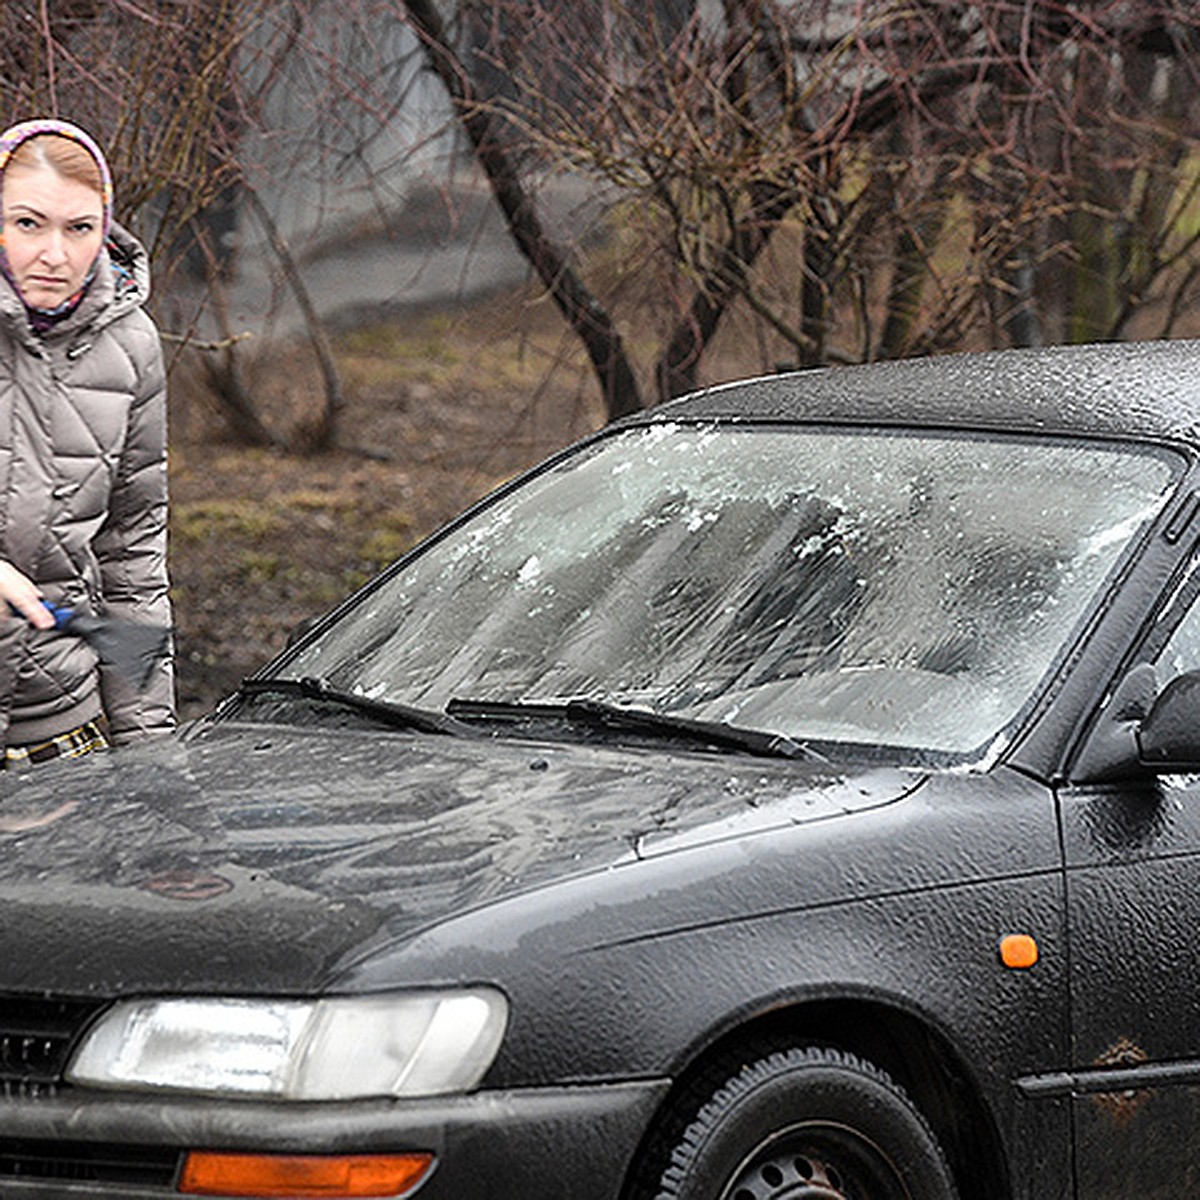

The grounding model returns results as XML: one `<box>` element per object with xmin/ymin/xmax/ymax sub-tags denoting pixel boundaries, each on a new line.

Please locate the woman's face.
<box><xmin>2</xmin><ymin>163</ymin><xmax>104</xmax><ymax>309</ymax></box>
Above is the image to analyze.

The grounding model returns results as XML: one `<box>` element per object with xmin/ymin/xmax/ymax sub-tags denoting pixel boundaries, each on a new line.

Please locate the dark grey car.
<box><xmin>4</xmin><ymin>338</ymin><xmax>1200</xmax><ymax>1200</ymax></box>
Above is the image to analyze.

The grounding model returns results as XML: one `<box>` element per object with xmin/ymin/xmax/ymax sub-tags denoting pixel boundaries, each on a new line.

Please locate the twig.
<box><xmin>160</xmin><ymin>330</ymin><xmax>254</xmax><ymax>352</ymax></box>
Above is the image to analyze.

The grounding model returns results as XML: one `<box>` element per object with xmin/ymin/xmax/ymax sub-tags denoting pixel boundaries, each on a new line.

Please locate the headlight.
<box><xmin>66</xmin><ymin>988</ymin><xmax>507</xmax><ymax>1100</ymax></box>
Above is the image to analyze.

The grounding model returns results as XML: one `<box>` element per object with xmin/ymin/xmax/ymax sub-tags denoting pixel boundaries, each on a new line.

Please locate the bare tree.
<box><xmin>862</xmin><ymin>2</ymin><xmax>1200</xmax><ymax>347</ymax></box>
<box><xmin>392</xmin><ymin>0</ymin><xmax>1200</xmax><ymax>407</ymax></box>
<box><xmin>0</xmin><ymin>1</ymin><xmax>247</xmax><ymax>260</ymax></box>
<box><xmin>399</xmin><ymin>0</ymin><xmax>644</xmax><ymax>418</ymax></box>
<box><xmin>7</xmin><ymin>0</ymin><xmax>1200</xmax><ymax>432</ymax></box>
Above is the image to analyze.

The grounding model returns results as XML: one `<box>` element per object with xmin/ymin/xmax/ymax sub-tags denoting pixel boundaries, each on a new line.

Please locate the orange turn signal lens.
<box><xmin>178</xmin><ymin>1150</ymin><xmax>435</xmax><ymax>1198</ymax></box>
<box><xmin>998</xmin><ymin>933</ymin><xmax>1039</xmax><ymax>970</ymax></box>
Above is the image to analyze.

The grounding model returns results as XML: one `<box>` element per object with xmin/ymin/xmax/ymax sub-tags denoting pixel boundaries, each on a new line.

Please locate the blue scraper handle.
<box><xmin>8</xmin><ymin>600</ymin><xmax>74</xmax><ymax>628</ymax></box>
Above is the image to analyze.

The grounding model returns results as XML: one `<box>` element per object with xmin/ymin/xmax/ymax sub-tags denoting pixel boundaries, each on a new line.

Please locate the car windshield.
<box><xmin>268</xmin><ymin>424</ymin><xmax>1178</xmax><ymax>764</ymax></box>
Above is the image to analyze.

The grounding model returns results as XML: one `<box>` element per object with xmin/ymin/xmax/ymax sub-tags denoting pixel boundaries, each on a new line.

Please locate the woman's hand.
<box><xmin>0</xmin><ymin>560</ymin><xmax>54</xmax><ymax>629</ymax></box>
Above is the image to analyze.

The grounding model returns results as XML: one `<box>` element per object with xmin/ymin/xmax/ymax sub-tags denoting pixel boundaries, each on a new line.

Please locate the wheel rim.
<box><xmin>719</xmin><ymin>1121</ymin><xmax>912</xmax><ymax>1200</ymax></box>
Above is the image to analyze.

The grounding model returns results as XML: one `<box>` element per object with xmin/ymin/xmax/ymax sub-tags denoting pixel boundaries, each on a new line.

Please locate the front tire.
<box><xmin>644</xmin><ymin>1046</ymin><xmax>957</xmax><ymax>1200</ymax></box>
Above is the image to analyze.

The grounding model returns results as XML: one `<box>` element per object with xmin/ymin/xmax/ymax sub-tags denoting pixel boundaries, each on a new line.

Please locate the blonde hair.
<box><xmin>7</xmin><ymin>134</ymin><xmax>104</xmax><ymax>198</ymax></box>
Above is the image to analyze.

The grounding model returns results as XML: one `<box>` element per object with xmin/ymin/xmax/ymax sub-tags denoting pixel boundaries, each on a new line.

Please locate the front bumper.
<box><xmin>0</xmin><ymin>1079</ymin><xmax>668</xmax><ymax>1199</ymax></box>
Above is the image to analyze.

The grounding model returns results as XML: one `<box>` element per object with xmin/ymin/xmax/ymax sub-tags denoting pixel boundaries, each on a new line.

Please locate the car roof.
<box><xmin>648</xmin><ymin>338</ymin><xmax>1200</xmax><ymax>448</ymax></box>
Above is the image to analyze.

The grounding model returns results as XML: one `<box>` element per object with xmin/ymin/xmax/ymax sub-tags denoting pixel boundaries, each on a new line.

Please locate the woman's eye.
<box><xmin>70</xmin><ymin>222</ymin><xmax>95</xmax><ymax>235</ymax></box>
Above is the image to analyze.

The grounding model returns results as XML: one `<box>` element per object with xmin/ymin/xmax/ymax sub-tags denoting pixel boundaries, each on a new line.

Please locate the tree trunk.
<box><xmin>402</xmin><ymin>0</ymin><xmax>643</xmax><ymax>421</ymax></box>
<box><xmin>244</xmin><ymin>187</ymin><xmax>346</xmax><ymax>451</ymax></box>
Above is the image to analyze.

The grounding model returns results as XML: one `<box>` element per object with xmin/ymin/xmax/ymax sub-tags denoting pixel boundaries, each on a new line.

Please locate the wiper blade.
<box><xmin>447</xmin><ymin>696</ymin><xmax>816</xmax><ymax>760</ymax></box>
<box><xmin>566</xmin><ymin>698</ymin><xmax>818</xmax><ymax>760</ymax></box>
<box><xmin>239</xmin><ymin>676</ymin><xmax>471</xmax><ymax>737</ymax></box>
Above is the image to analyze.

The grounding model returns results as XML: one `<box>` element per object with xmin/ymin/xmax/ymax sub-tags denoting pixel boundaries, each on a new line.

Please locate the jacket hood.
<box><xmin>95</xmin><ymin>219</ymin><xmax>152</xmax><ymax>316</ymax></box>
<box><xmin>0</xmin><ymin>721</ymin><xmax>919</xmax><ymax>997</ymax></box>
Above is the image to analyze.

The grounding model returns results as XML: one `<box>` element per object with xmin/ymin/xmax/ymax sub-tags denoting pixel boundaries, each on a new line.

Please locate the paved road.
<box><xmin>165</xmin><ymin>176</ymin><xmax>600</xmax><ymax>344</ymax></box>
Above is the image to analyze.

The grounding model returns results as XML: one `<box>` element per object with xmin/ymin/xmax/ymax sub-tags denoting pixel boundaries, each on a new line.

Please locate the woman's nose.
<box><xmin>39</xmin><ymin>231</ymin><xmax>67</xmax><ymax>263</ymax></box>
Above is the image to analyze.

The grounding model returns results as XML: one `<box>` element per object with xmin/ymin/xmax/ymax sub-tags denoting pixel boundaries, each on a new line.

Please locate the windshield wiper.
<box><xmin>447</xmin><ymin>696</ymin><xmax>817</xmax><ymax>761</ymax></box>
<box><xmin>567</xmin><ymin>698</ymin><xmax>821</xmax><ymax>760</ymax></box>
<box><xmin>239</xmin><ymin>676</ymin><xmax>472</xmax><ymax>737</ymax></box>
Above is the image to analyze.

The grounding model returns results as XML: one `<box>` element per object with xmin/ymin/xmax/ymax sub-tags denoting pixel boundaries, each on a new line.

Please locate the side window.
<box><xmin>1155</xmin><ymin>586</ymin><xmax>1200</xmax><ymax>684</ymax></box>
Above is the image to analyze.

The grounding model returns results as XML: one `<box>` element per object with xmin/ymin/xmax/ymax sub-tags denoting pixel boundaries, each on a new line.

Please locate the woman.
<box><xmin>0</xmin><ymin>118</ymin><xmax>173</xmax><ymax>766</ymax></box>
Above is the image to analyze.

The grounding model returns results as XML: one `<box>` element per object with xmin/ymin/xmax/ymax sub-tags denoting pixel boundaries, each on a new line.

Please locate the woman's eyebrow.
<box><xmin>4</xmin><ymin>202</ymin><xmax>101</xmax><ymax>222</ymax></box>
<box><xmin>2</xmin><ymin>202</ymin><xmax>47</xmax><ymax>217</ymax></box>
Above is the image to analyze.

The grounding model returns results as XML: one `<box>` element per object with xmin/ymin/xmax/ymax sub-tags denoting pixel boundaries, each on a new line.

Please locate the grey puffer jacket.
<box><xmin>0</xmin><ymin>220</ymin><xmax>174</xmax><ymax>748</ymax></box>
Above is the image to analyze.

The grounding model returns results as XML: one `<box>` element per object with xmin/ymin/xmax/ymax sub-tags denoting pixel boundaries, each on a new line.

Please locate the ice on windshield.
<box><xmin>285</xmin><ymin>425</ymin><xmax>1177</xmax><ymax>761</ymax></box>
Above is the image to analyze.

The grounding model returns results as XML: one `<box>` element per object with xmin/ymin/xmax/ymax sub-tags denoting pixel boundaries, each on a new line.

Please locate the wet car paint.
<box><xmin>0</xmin><ymin>721</ymin><xmax>1067</xmax><ymax>1199</ymax></box>
<box><xmin>0</xmin><ymin>722</ymin><xmax>919</xmax><ymax>996</ymax></box>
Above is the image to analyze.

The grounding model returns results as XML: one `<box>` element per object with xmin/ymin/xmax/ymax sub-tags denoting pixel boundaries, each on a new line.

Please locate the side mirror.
<box><xmin>1139</xmin><ymin>670</ymin><xmax>1200</xmax><ymax>768</ymax></box>
<box><xmin>1071</xmin><ymin>662</ymin><xmax>1156</xmax><ymax>781</ymax></box>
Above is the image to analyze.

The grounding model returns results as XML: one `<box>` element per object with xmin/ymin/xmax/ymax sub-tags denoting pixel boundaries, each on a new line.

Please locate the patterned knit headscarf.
<box><xmin>0</xmin><ymin>118</ymin><xmax>114</xmax><ymax>321</ymax></box>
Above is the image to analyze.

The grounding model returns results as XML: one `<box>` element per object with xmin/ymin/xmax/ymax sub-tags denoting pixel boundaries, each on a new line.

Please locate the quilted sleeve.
<box><xmin>92</xmin><ymin>313</ymin><xmax>175</xmax><ymax>742</ymax></box>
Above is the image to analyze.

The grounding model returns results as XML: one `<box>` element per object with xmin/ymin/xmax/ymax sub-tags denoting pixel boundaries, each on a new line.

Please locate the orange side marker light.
<box><xmin>178</xmin><ymin>1150</ymin><xmax>435</xmax><ymax>1199</ymax></box>
<box><xmin>998</xmin><ymin>933</ymin><xmax>1039</xmax><ymax>970</ymax></box>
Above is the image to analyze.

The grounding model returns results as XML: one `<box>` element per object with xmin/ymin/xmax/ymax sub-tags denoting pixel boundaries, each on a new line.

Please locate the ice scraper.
<box><xmin>9</xmin><ymin>602</ymin><xmax>170</xmax><ymax>691</ymax></box>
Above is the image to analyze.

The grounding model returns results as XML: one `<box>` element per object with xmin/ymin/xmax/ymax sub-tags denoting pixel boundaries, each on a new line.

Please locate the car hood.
<box><xmin>0</xmin><ymin>720</ymin><xmax>920</xmax><ymax>996</ymax></box>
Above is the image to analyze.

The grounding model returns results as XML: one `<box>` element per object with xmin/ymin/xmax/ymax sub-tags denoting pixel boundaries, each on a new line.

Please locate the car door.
<box><xmin>1059</xmin><ymin>568</ymin><xmax>1200</xmax><ymax>1197</ymax></box>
